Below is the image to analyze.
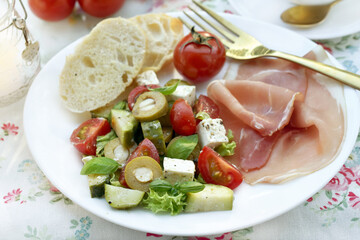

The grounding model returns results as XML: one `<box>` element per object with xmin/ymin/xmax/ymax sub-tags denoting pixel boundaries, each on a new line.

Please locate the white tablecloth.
<box><xmin>1</xmin><ymin>0</ymin><xmax>360</xmax><ymax>239</ymax></box>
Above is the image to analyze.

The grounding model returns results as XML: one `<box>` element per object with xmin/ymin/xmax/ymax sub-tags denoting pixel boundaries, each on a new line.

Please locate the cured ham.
<box><xmin>207</xmin><ymin>46</ymin><xmax>344</xmax><ymax>184</ymax></box>
<box><xmin>208</xmin><ymin>80</ymin><xmax>303</xmax><ymax>136</ymax></box>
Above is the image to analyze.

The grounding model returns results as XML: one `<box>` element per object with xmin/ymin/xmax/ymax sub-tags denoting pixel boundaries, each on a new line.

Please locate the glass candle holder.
<box><xmin>0</xmin><ymin>0</ymin><xmax>40</xmax><ymax>107</ymax></box>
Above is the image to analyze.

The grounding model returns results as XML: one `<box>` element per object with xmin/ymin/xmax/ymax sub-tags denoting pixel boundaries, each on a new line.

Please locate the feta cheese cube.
<box><xmin>197</xmin><ymin>118</ymin><xmax>228</xmax><ymax>148</ymax></box>
<box><xmin>136</xmin><ymin>70</ymin><xmax>160</xmax><ymax>86</ymax></box>
<box><xmin>167</xmin><ymin>85</ymin><xmax>196</xmax><ymax>106</ymax></box>
<box><xmin>163</xmin><ymin>157</ymin><xmax>195</xmax><ymax>184</ymax></box>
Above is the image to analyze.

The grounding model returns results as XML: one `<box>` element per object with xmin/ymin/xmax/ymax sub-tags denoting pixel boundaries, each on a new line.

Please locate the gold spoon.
<box><xmin>281</xmin><ymin>0</ymin><xmax>342</xmax><ymax>27</ymax></box>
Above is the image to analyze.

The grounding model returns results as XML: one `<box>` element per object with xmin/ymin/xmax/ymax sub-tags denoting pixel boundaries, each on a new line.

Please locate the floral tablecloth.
<box><xmin>1</xmin><ymin>0</ymin><xmax>360</xmax><ymax>239</ymax></box>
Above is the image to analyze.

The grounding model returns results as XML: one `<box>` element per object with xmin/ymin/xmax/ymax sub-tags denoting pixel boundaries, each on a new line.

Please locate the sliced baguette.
<box><xmin>130</xmin><ymin>13</ymin><xmax>183</xmax><ymax>72</ymax></box>
<box><xmin>59</xmin><ymin>17</ymin><xmax>147</xmax><ymax>113</ymax></box>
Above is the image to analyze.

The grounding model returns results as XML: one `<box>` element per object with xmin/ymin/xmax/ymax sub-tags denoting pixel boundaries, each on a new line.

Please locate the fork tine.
<box><xmin>188</xmin><ymin>5</ymin><xmax>237</xmax><ymax>42</ymax></box>
<box><xmin>182</xmin><ymin>11</ymin><xmax>232</xmax><ymax>48</ymax></box>
<box><xmin>192</xmin><ymin>0</ymin><xmax>257</xmax><ymax>41</ymax></box>
<box><xmin>178</xmin><ymin>16</ymin><xmax>193</xmax><ymax>30</ymax></box>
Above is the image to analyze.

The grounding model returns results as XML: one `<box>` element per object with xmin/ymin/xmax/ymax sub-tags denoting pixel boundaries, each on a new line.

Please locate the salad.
<box><xmin>70</xmin><ymin>71</ymin><xmax>243</xmax><ymax>215</ymax></box>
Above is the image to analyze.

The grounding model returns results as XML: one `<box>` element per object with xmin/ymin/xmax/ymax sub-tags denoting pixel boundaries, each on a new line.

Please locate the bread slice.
<box><xmin>130</xmin><ymin>13</ymin><xmax>183</xmax><ymax>72</ymax></box>
<box><xmin>59</xmin><ymin>17</ymin><xmax>147</xmax><ymax>113</ymax></box>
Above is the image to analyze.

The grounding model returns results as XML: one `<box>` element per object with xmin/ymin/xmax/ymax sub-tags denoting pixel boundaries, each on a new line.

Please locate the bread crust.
<box><xmin>59</xmin><ymin>17</ymin><xmax>147</xmax><ymax>113</ymax></box>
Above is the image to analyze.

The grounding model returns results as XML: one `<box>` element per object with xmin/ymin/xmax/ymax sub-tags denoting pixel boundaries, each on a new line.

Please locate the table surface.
<box><xmin>1</xmin><ymin>0</ymin><xmax>360</xmax><ymax>239</ymax></box>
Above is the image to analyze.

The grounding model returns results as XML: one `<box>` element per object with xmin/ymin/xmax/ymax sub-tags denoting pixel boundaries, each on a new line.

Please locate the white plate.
<box><xmin>228</xmin><ymin>0</ymin><xmax>360</xmax><ymax>40</ymax></box>
<box><xmin>24</xmin><ymin>12</ymin><xmax>360</xmax><ymax>236</ymax></box>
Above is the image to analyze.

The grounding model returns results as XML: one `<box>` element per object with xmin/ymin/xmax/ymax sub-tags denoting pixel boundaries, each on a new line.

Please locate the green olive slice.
<box><xmin>104</xmin><ymin>138</ymin><xmax>129</xmax><ymax>166</ymax></box>
<box><xmin>124</xmin><ymin>156</ymin><xmax>163</xmax><ymax>192</ymax></box>
<box><xmin>132</xmin><ymin>91</ymin><xmax>168</xmax><ymax>122</ymax></box>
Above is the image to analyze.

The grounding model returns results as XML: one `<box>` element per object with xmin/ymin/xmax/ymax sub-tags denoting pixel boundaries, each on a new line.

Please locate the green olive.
<box><xmin>165</xmin><ymin>79</ymin><xmax>191</xmax><ymax>87</ymax></box>
<box><xmin>124</xmin><ymin>156</ymin><xmax>163</xmax><ymax>192</ymax></box>
<box><xmin>132</xmin><ymin>91</ymin><xmax>168</xmax><ymax>122</ymax></box>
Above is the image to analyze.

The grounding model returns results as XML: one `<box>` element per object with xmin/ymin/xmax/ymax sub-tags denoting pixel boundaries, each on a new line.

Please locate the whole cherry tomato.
<box><xmin>119</xmin><ymin>138</ymin><xmax>160</xmax><ymax>187</ymax></box>
<box><xmin>28</xmin><ymin>0</ymin><xmax>76</xmax><ymax>21</ymax></box>
<box><xmin>127</xmin><ymin>84</ymin><xmax>160</xmax><ymax>111</ymax></box>
<box><xmin>198</xmin><ymin>146</ymin><xmax>243</xmax><ymax>190</ymax></box>
<box><xmin>70</xmin><ymin>118</ymin><xmax>111</xmax><ymax>156</ymax></box>
<box><xmin>170</xmin><ymin>99</ymin><xmax>196</xmax><ymax>136</ymax></box>
<box><xmin>78</xmin><ymin>0</ymin><xmax>126</xmax><ymax>18</ymax></box>
<box><xmin>173</xmin><ymin>27</ymin><xmax>226</xmax><ymax>83</ymax></box>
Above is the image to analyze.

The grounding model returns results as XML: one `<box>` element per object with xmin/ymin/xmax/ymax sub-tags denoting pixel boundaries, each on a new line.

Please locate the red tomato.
<box><xmin>170</xmin><ymin>99</ymin><xmax>196</xmax><ymax>136</ymax></box>
<box><xmin>78</xmin><ymin>0</ymin><xmax>126</xmax><ymax>18</ymax></box>
<box><xmin>173</xmin><ymin>27</ymin><xmax>226</xmax><ymax>83</ymax></box>
<box><xmin>198</xmin><ymin>146</ymin><xmax>243</xmax><ymax>189</ymax></box>
<box><xmin>28</xmin><ymin>0</ymin><xmax>75</xmax><ymax>21</ymax></box>
<box><xmin>119</xmin><ymin>138</ymin><xmax>160</xmax><ymax>186</ymax></box>
<box><xmin>194</xmin><ymin>95</ymin><xmax>220</xmax><ymax>119</ymax></box>
<box><xmin>127</xmin><ymin>138</ymin><xmax>160</xmax><ymax>163</ymax></box>
<box><xmin>127</xmin><ymin>85</ymin><xmax>160</xmax><ymax>110</ymax></box>
<box><xmin>70</xmin><ymin>118</ymin><xmax>111</xmax><ymax>156</ymax></box>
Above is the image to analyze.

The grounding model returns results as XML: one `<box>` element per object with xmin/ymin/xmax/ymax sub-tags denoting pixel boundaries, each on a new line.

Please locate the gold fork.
<box><xmin>179</xmin><ymin>0</ymin><xmax>360</xmax><ymax>90</ymax></box>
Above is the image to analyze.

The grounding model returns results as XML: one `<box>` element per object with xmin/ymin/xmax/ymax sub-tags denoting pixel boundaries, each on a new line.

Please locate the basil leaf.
<box><xmin>215</xmin><ymin>141</ymin><xmax>236</xmax><ymax>157</ymax></box>
<box><xmin>166</xmin><ymin>134</ymin><xmax>198</xmax><ymax>160</ymax></box>
<box><xmin>195</xmin><ymin>111</ymin><xmax>211</xmax><ymax>121</ymax></box>
<box><xmin>149</xmin><ymin>179</ymin><xmax>173</xmax><ymax>192</ymax></box>
<box><xmin>149</xmin><ymin>80</ymin><xmax>179</xmax><ymax>95</ymax></box>
<box><xmin>80</xmin><ymin>157</ymin><xmax>119</xmax><ymax>175</ymax></box>
<box><xmin>178</xmin><ymin>181</ymin><xmax>205</xmax><ymax>193</ymax></box>
<box><xmin>96</xmin><ymin>130</ymin><xmax>117</xmax><ymax>156</ymax></box>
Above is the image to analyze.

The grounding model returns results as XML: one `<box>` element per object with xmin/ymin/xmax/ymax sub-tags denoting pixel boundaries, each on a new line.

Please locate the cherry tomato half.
<box><xmin>170</xmin><ymin>99</ymin><xmax>196</xmax><ymax>136</ymax></box>
<box><xmin>78</xmin><ymin>0</ymin><xmax>126</xmax><ymax>18</ymax></box>
<box><xmin>198</xmin><ymin>146</ymin><xmax>243</xmax><ymax>189</ymax></box>
<box><xmin>173</xmin><ymin>27</ymin><xmax>226</xmax><ymax>83</ymax></box>
<box><xmin>119</xmin><ymin>138</ymin><xmax>160</xmax><ymax>187</ymax></box>
<box><xmin>70</xmin><ymin>118</ymin><xmax>111</xmax><ymax>156</ymax></box>
<box><xmin>28</xmin><ymin>0</ymin><xmax>76</xmax><ymax>21</ymax></box>
<box><xmin>127</xmin><ymin>85</ymin><xmax>160</xmax><ymax>111</ymax></box>
<box><xmin>194</xmin><ymin>95</ymin><xmax>220</xmax><ymax>119</ymax></box>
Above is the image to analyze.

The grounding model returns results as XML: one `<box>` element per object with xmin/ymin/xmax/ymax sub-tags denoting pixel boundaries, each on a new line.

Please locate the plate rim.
<box><xmin>23</xmin><ymin>12</ymin><xmax>360</xmax><ymax>236</ymax></box>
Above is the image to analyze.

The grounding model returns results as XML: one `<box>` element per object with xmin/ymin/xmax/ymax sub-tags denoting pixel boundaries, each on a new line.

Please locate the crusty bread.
<box><xmin>59</xmin><ymin>17</ymin><xmax>147</xmax><ymax>113</ymax></box>
<box><xmin>130</xmin><ymin>13</ymin><xmax>183</xmax><ymax>72</ymax></box>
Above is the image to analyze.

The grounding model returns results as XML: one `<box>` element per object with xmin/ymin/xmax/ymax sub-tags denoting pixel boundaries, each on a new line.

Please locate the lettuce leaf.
<box><xmin>215</xmin><ymin>141</ymin><xmax>236</xmax><ymax>156</ymax></box>
<box><xmin>142</xmin><ymin>189</ymin><xmax>187</xmax><ymax>215</ymax></box>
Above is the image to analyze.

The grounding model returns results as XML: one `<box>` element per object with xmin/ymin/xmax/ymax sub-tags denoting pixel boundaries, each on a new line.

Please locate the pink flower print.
<box><xmin>349</xmin><ymin>166</ymin><xmax>360</xmax><ymax>186</ymax></box>
<box><xmin>307</xmin><ymin>197</ymin><xmax>313</xmax><ymax>202</ymax></box>
<box><xmin>146</xmin><ymin>233</ymin><xmax>163</xmax><ymax>237</ymax></box>
<box><xmin>339</xmin><ymin>166</ymin><xmax>356</xmax><ymax>183</ymax></box>
<box><xmin>3</xmin><ymin>188</ymin><xmax>22</xmax><ymax>203</ymax></box>
<box><xmin>324</xmin><ymin>167</ymin><xmax>351</xmax><ymax>191</ymax></box>
<box><xmin>153</xmin><ymin>0</ymin><xmax>165</xmax><ymax>8</ymax></box>
<box><xmin>348</xmin><ymin>192</ymin><xmax>360</xmax><ymax>209</ymax></box>
<box><xmin>1</xmin><ymin>123</ymin><xmax>19</xmax><ymax>136</ymax></box>
<box><xmin>224</xmin><ymin>10</ymin><xmax>234</xmax><ymax>14</ymax></box>
<box><xmin>188</xmin><ymin>237</ymin><xmax>211</xmax><ymax>240</ymax></box>
<box><xmin>215</xmin><ymin>232</ymin><xmax>233</xmax><ymax>240</ymax></box>
<box><xmin>50</xmin><ymin>183</ymin><xmax>60</xmax><ymax>193</ymax></box>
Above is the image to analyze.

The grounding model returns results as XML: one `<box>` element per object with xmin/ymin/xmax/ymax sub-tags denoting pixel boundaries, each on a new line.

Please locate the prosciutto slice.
<box><xmin>208</xmin><ymin>80</ymin><xmax>303</xmax><ymax>136</ymax></box>
<box><xmin>208</xmin><ymin>46</ymin><xmax>344</xmax><ymax>184</ymax></box>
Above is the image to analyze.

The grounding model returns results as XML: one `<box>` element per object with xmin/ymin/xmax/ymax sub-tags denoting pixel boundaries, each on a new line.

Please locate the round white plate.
<box><xmin>24</xmin><ymin>12</ymin><xmax>360</xmax><ymax>236</ymax></box>
<box><xmin>228</xmin><ymin>0</ymin><xmax>360</xmax><ymax>40</ymax></box>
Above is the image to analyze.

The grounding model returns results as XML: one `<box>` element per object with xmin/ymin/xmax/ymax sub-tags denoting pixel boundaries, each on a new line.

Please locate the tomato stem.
<box><xmin>181</xmin><ymin>26</ymin><xmax>220</xmax><ymax>50</ymax></box>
